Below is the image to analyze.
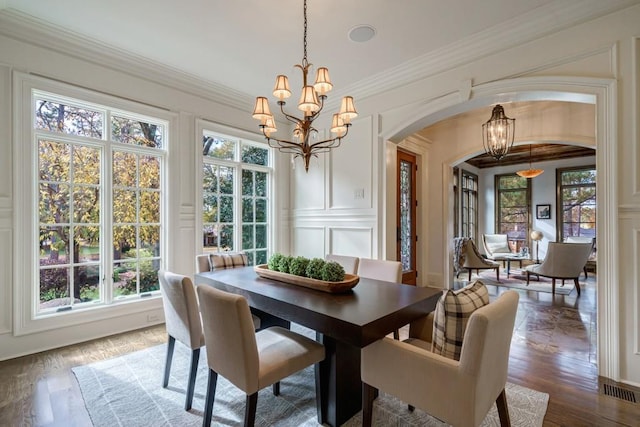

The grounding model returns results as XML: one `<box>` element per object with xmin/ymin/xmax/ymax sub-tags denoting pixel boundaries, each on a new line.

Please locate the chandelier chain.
<box><xmin>303</xmin><ymin>0</ymin><xmax>308</xmax><ymax>64</ymax></box>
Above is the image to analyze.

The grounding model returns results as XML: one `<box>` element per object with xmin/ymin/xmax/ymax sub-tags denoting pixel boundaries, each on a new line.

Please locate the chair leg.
<box><xmin>468</xmin><ymin>269</ymin><xmax>472</xmax><ymax>280</ymax></box>
<box><xmin>185</xmin><ymin>348</ymin><xmax>200</xmax><ymax>410</ymax></box>
<box><xmin>163</xmin><ymin>335</ymin><xmax>175</xmax><ymax>388</ymax></box>
<box><xmin>495</xmin><ymin>267</ymin><xmax>500</xmax><ymax>282</ymax></box>
<box><xmin>496</xmin><ymin>388</ymin><xmax>511</xmax><ymax>427</ymax></box>
<box><xmin>272</xmin><ymin>381</ymin><xmax>280</xmax><ymax>396</ymax></box>
<box><xmin>393</xmin><ymin>329</ymin><xmax>400</xmax><ymax>340</ymax></box>
<box><xmin>574</xmin><ymin>278</ymin><xmax>581</xmax><ymax>296</ymax></box>
<box><xmin>203</xmin><ymin>369</ymin><xmax>218</xmax><ymax>427</ymax></box>
<box><xmin>525</xmin><ymin>271</ymin><xmax>530</xmax><ymax>285</ymax></box>
<box><xmin>551</xmin><ymin>278</ymin><xmax>556</xmax><ymax>295</ymax></box>
<box><xmin>584</xmin><ymin>266</ymin><xmax>588</xmax><ymax>279</ymax></box>
<box><xmin>244</xmin><ymin>393</ymin><xmax>258</xmax><ymax>427</ymax></box>
<box><xmin>362</xmin><ymin>382</ymin><xmax>377</xmax><ymax>427</ymax></box>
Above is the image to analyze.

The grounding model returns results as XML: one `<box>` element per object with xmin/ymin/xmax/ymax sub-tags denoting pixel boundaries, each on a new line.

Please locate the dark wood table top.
<box><xmin>195</xmin><ymin>266</ymin><xmax>442</xmax><ymax>348</ymax></box>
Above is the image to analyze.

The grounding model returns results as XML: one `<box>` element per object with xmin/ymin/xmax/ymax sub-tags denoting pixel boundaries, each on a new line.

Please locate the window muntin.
<box><xmin>461</xmin><ymin>170</ymin><xmax>478</xmax><ymax>241</ymax></box>
<box><xmin>201</xmin><ymin>131</ymin><xmax>272</xmax><ymax>266</ymax></box>
<box><xmin>496</xmin><ymin>174</ymin><xmax>530</xmax><ymax>247</ymax></box>
<box><xmin>558</xmin><ymin>167</ymin><xmax>596</xmax><ymax>240</ymax></box>
<box><xmin>34</xmin><ymin>90</ymin><xmax>166</xmax><ymax>315</ymax></box>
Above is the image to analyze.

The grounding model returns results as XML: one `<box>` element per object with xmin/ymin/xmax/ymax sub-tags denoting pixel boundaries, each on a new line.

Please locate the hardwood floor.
<box><xmin>1</xmin><ymin>273</ymin><xmax>639</xmax><ymax>426</ymax></box>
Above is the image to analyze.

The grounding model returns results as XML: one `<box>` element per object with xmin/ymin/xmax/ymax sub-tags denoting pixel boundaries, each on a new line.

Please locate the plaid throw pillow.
<box><xmin>208</xmin><ymin>252</ymin><xmax>248</xmax><ymax>270</ymax></box>
<box><xmin>431</xmin><ymin>280</ymin><xmax>489</xmax><ymax>361</ymax></box>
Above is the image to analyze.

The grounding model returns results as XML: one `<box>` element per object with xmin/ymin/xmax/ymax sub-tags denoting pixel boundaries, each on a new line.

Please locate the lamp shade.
<box><xmin>313</xmin><ymin>67</ymin><xmax>333</xmax><ymax>96</ymax></box>
<box><xmin>338</xmin><ymin>96</ymin><xmax>358</xmax><ymax>123</ymax></box>
<box><xmin>516</xmin><ymin>168</ymin><xmax>544</xmax><ymax>178</ymax></box>
<box><xmin>530</xmin><ymin>230</ymin><xmax>543</xmax><ymax>241</ymax></box>
<box><xmin>273</xmin><ymin>75</ymin><xmax>292</xmax><ymax>100</ymax></box>
<box><xmin>330</xmin><ymin>113</ymin><xmax>346</xmax><ymax>136</ymax></box>
<box><xmin>262</xmin><ymin>116</ymin><xmax>277</xmax><ymax>137</ymax></box>
<box><xmin>252</xmin><ymin>97</ymin><xmax>272</xmax><ymax>122</ymax></box>
<box><xmin>298</xmin><ymin>85</ymin><xmax>320</xmax><ymax>114</ymax></box>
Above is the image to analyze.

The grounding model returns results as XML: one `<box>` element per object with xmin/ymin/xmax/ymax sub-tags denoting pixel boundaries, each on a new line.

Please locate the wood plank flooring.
<box><xmin>1</xmin><ymin>274</ymin><xmax>639</xmax><ymax>426</ymax></box>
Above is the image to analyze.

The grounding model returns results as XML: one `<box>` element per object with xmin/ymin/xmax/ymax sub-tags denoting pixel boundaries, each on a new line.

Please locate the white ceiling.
<box><xmin>1</xmin><ymin>0</ymin><xmax>638</xmax><ymax>101</ymax></box>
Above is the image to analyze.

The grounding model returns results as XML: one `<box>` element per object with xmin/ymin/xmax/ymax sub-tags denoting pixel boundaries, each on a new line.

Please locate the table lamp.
<box><xmin>530</xmin><ymin>230</ymin><xmax>543</xmax><ymax>263</ymax></box>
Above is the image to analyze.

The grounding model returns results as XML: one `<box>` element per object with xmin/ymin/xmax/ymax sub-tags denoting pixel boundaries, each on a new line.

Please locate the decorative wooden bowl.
<box><xmin>254</xmin><ymin>264</ymin><xmax>359</xmax><ymax>293</ymax></box>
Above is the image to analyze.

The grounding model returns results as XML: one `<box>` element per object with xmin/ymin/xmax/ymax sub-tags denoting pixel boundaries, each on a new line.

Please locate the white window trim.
<box><xmin>13</xmin><ymin>72</ymin><xmax>177</xmax><ymax>336</ymax></box>
<box><xmin>196</xmin><ymin>119</ymin><xmax>275</xmax><ymax>261</ymax></box>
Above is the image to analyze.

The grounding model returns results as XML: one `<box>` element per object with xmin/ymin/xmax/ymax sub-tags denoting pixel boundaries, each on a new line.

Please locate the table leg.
<box><xmin>315</xmin><ymin>332</ymin><xmax>362</xmax><ymax>427</ymax></box>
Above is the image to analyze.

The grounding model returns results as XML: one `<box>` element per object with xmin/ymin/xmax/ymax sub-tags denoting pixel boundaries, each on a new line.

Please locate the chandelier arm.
<box><xmin>264</xmin><ymin>136</ymin><xmax>311</xmax><ymax>150</ymax></box>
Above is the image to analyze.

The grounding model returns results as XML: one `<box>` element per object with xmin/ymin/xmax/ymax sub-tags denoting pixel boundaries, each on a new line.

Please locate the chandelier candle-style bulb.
<box><xmin>251</xmin><ymin>0</ymin><xmax>357</xmax><ymax>172</ymax></box>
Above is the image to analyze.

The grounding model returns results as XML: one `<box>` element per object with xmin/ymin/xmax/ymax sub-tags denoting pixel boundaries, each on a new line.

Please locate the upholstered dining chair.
<box><xmin>361</xmin><ymin>290</ymin><xmax>519</xmax><ymax>427</ymax></box>
<box><xmin>524</xmin><ymin>242</ymin><xmax>592</xmax><ymax>296</ymax></box>
<box><xmin>325</xmin><ymin>254</ymin><xmax>359</xmax><ymax>275</ymax></box>
<box><xmin>158</xmin><ymin>271</ymin><xmax>204</xmax><ymax>411</ymax></box>
<box><xmin>195</xmin><ymin>252</ymin><xmax>261</xmax><ymax>330</ymax></box>
<box><xmin>357</xmin><ymin>258</ymin><xmax>403</xmax><ymax>339</ymax></box>
<box><xmin>454</xmin><ymin>237</ymin><xmax>500</xmax><ymax>282</ymax></box>
<box><xmin>196</xmin><ymin>285</ymin><xmax>325</xmax><ymax>427</ymax></box>
<box><xmin>482</xmin><ymin>233</ymin><xmax>512</xmax><ymax>261</ymax></box>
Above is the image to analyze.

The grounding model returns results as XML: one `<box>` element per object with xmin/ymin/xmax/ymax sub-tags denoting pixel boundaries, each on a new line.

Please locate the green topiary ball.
<box><xmin>277</xmin><ymin>255</ymin><xmax>294</xmax><ymax>274</ymax></box>
<box><xmin>289</xmin><ymin>256</ymin><xmax>310</xmax><ymax>277</ymax></box>
<box><xmin>267</xmin><ymin>253</ymin><xmax>284</xmax><ymax>271</ymax></box>
<box><xmin>306</xmin><ymin>258</ymin><xmax>326</xmax><ymax>280</ymax></box>
<box><xmin>321</xmin><ymin>261</ymin><xmax>346</xmax><ymax>282</ymax></box>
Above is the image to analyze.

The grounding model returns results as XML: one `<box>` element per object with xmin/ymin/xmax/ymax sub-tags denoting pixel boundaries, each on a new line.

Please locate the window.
<box><xmin>461</xmin><ymin>170</ymin><xmax>478</xmax><ymax>241</ymax></box>
<box><xmin>557</xmin><ymin>166</ymin><xmax>596</xmax><ymax>241</ymax></box>
<box><xmin>201</xmin><ymin>128</ymin><xmax>272</xmax><ymax>266</ymax></box>
<box><xmin>496</xmin><ymin>174</ymin><xmax>530</xmax><ymax>250</ymax></box>
<box><xmin>32</xmin><ymin>90</ymin><xmax>167</xmax><ymax>317</ymax></box>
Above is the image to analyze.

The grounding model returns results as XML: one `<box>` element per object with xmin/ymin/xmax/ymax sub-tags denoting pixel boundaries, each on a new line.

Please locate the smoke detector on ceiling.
<box><xmin>348</xmin><ymin>25</ymin><xmax>376</xmax><ymax>43</ymax></box>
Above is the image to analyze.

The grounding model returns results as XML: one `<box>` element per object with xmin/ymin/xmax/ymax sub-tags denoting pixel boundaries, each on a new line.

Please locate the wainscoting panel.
<box><xmin>0</xmin><ymin>227</ymin><xmax>11</xmax><ymax>334</ymax></box>
<box><xmin>328</xmin><ymin>227</ymin><xmax>373</xmax><ymax>259</ymax></box>
<box><xmin>292</xmin><ymin>226</ymin><xmax>326</xmax><ymax>259</ymax></box>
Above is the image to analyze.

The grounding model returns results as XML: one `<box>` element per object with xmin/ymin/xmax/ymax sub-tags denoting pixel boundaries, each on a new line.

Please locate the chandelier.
<box><xmin>516</xmin><ymin>144</ymin><xmax>544</xmax><ymax>178</ymax></box>
<box><xmin>252</xmin><ymin>0</ymin><xmax>357</xmax><ymax>172</ymax></box>
<box><xmin>482</xmin><ymin>104</ymin><xmax>515</xmax><ymax>161</ymax></box>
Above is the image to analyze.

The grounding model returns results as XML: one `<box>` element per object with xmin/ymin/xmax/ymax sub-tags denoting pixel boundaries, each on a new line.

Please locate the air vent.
<box><xmin>603</xmin><ymin>384</ymin><xmax>637</xmax><ymax>403</ymax></box>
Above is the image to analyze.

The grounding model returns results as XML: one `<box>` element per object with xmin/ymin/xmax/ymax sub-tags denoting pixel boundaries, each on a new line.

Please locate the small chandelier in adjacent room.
<box><xmin>516</xmin><ymin>144</ymin><xmax>544</xmax><ymax>178</ymax></box>
<box><xmin>252</xmin><ymin>0</ymin><xmax>357</xmax><ymax>172</ymax></box>
<box><xmin>482</xmin><ymin>104</ymin><xmax>515</xmax><ymax>160</ymax></box>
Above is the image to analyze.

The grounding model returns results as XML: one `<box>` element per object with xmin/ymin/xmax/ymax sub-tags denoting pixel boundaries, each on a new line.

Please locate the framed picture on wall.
<box><xmin>536</xmin><ymin>204</ymin><xmax>551</xmax><ymax>219</ymax></box>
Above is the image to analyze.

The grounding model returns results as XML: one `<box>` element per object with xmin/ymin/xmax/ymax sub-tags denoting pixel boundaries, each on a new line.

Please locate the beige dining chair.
<box><xmin>358</xmin><ymin>258</ymin><xmax>403</xmax><ymax>339</ymax></box>
<box><xmin>361</xmin><ymin>290</ymin><xmax>519</xmax><ymax>427</ymax></box>
<box><xmin>325</xmin><ymin>254</ymin><xmax>359</xmax><ymax>275</ymax></box>
<box><xmin>564</xmin><ymin>236</ymin><xmax>595</xmax><ymax>279</ymax></box>
<box><xmin>158</xmin><ymin>271</ymin><xmax>204</xmax><ymax>411</ymax></box>
<box><xmin>195</xmin><ymin>252</ymin><xmax>261</xmax><ymax>329</ymax></box>
<box><xmin>454</xmin><ymin>237</ymin><xmax>500</xmax><ymax>281</ymax></box>
<box><xmin>196</xmin><ymin>285</ymin><xmax>325</xmax><ymax>427</ymax></box>
<box><xmin>524</xmin><ymin>242</ymin><xmax>592</xmax><ymax>296</ymax></box>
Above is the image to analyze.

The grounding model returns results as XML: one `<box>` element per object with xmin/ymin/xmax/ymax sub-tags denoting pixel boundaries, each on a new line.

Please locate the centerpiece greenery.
<box><xmin>266</xmin><ymin>253</ymin><xmax>345</xmax><ymax>282</ymax></box>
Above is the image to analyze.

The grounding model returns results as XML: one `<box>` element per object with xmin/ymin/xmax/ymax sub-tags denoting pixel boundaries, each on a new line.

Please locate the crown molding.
<box><xmin>328</xmin><ymin>0</ymin><xmax>639</xmax><ymax>108</ymax></box>
<box><xmin>0</xmin><ymin>9</ymin><xmax>254</xmax><ymax>113</ymax></box>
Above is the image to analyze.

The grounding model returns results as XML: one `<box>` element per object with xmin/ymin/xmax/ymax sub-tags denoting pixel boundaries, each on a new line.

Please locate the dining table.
<box><xmin>195</xmin><ymin>266</ymin><xmax>441</xmax><ymax>427</ymax></box>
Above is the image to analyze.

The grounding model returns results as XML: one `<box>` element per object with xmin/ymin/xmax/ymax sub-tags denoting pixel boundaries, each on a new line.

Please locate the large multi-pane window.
<box><xmin>461</xmin><ymin>170</ymin><xmax>478</xmax><ymax>241</ymax></box>
<box><xmin>202</xmin><ymin>130</ymin><xmax>271</xmax><ymax>266</ymax></box>
<box><xmin>34</xmin><ymin>91</ymin><xmax>166</xmax><ymax>315</ymax></box>
<box><xmin>558</xmin><ymin>166</ymin><xmax>596</xmax><ymax>240</ymax></box>
<box><xmin>496</xmin><ymin>174</ymin><xmax>530</xmax><ymax>249</ymax></box>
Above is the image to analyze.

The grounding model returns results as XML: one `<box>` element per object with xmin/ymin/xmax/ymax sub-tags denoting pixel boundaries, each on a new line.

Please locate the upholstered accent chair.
<box><xmin>482</xmin><ymin>234</ymin><xmax>512</xmax><ymax>261</ymax></box>
<box><xmin>524</xmin><ymin>242</ymin><xmax>592</xmax><ymax>296</ymax></box>
<box><xmin>361</xmin><ymin>290</ymin><xmax>519</xmax><ymax>427</ymax></box>
<box><xmin>564</xmin><ymin>236</ymin><xmax>596</xmax><ymax>279</ymax></box>
<box><xmin>325</xmin><ymin>254</ymin><xmax>360</xmax><ymax>275</ymax></box>
<box><xmin>196</xmin><ymin>285</ymin><xmax>325</xmax><ymax>427</ymax></box>
<box><xmin>158</xmin><ymin>271</ymin><xmax>204</xmax><ymax>411</ymax></box>
<box><xmin>454</xmin><ymin>237</ymin><xmax>500</xmax><ymax>282</ymax></box>
<box><xmin>357</xmin><ymin>258</ymin><xmax>403</xmax><ymax>339</ymax></box>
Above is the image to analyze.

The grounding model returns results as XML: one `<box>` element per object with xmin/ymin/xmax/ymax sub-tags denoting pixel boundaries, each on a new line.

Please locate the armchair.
<box><xmin>524</xmin><ymin>242</ymin><xmax>592</xmax><ymax>296</ymax></box>
<box><xmin>361</xmin><ymin>290</ymin><xmax>519</xmax><ymax>427</ymax></box>
<box><xmin>482</xmin><ymin>234</ymin><xmax>512</xmax><ymax>260</ymax></box>
<box><xmin>454</xmin><ymin>237</ymin><xmax>500</xmax><ymax>281</ymax></box>
<box><xmin>564</xmin><ymin>236</ymin><xmax>595</xmax><ymax>279</ymax></box>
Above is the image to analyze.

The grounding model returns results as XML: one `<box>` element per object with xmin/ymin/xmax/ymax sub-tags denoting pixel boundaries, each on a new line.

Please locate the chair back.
<box><xmin>196</xmin><ymin>285</ymin><xmax>260</xmax><ymax>393</ymax></box>
<box><xmin>325</xmin><ymin>254</ymin><xmax>359</xmax><ymax>275</ymax></box>
<box><xmin>482</xmin><ymin>234</ymin><xmax>511</xmax><ymax>256</ymax></box>
<box><xmin>158</xmin><ymin>271</ymin><xmax>203</xmax><ymax>349</ymax></box>
<box><xmin>357</xmin><ymin>258</ymin><xmax>402</xmax><ymax>282</ymax></box>
<box><xmin>459</xmin><ymin>290</ymin><xmax>519</xmax><ymax>424</ymax></box>
<box><xmin>536</xmin><ymin>242</ymin><xmax>592</xmax><ymax>277</ymax></box>
<box><xmin>196</xmin><ymin>252</ymin><xmax>249</xmax><ymax>273</ymax></box>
